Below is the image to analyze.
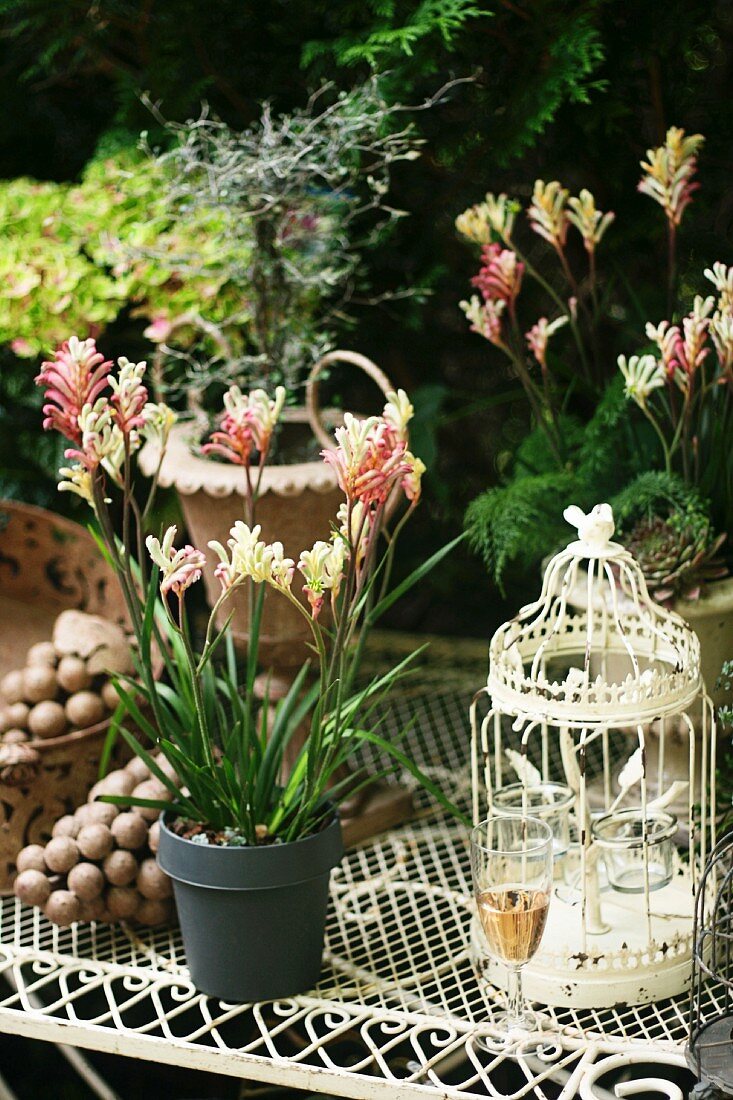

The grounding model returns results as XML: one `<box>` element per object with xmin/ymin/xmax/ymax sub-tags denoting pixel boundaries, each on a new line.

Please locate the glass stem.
<box><xmin>506</xmin><ymin>966</ymin><xmax>525</xmax><ymax>1027</ymax></box>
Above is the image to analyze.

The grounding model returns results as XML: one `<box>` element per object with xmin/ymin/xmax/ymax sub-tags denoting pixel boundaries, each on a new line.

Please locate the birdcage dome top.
<box><xmin>487</xmin><ymin>504</ymin><xmax>702</xmax><ymax>725</ymax></box>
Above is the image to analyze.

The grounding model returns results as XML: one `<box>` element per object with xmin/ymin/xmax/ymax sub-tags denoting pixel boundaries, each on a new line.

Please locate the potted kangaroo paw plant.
<box><xmin>35</xmin><ymin>335</ymin><xmax>466</xmax><ymax>1002</ymax></box>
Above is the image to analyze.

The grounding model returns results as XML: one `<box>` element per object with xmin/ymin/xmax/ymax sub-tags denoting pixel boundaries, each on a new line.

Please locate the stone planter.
<box><xmin>673</xmin><ymin>576</ymin><xmax>733</xmax><ymax>708</ymax></box>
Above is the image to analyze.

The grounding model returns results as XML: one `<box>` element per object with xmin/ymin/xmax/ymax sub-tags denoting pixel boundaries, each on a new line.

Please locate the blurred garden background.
<box><xmin>1</xmin><ymin>0</ymin><xmax>733</xmax><ymax>638</ymax></box>
<box><xmin>0</xmin><ymin>4</ymin><xmax>732</xmax><ymax>1097</ymax></box>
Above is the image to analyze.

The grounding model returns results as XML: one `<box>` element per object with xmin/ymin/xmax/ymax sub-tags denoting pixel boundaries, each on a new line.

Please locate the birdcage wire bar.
<box><xmin>687</xmin><ymin>830</ymin><xmax>733</xmax><ymax>1095</ymax></box>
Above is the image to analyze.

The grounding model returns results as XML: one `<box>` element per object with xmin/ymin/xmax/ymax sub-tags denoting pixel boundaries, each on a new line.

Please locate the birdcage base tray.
<box><xmin>470</xmin><ymin>872</ymin><xmax>695</xmax><ymax>1009</ymax></box>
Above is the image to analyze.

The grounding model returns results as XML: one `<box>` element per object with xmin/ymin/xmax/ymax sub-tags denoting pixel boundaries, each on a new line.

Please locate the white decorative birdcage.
<box><xmin>469</xmin><ymin>503</ymin><xmax>716</xmax><ymax>1009</ymax></box>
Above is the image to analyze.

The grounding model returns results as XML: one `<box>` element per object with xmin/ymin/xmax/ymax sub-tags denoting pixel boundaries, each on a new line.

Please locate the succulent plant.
<box><xmin>624</xmin><ymin>512</ymin><xmax>728</xmax><ymax>603</ymax></box>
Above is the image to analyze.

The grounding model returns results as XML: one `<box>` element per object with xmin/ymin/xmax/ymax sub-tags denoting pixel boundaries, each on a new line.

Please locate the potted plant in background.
<box><xmin>35</xmin><ymin>334</ymin><xmax>462</xmax><ymax>1001</ymax></box>
<box><xmin>457</xmin><ymin>126</ymin><xmax>732</xmax><ymax>704</ymax></box>
<box><xmin>136</xmin><ymin>79</ymin><xmax>431</xmax><ymax>675</ymax></box>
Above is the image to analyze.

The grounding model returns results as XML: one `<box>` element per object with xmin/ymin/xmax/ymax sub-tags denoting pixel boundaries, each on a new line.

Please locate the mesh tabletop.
<box><xmin>0</xmin><ymin>633</ymin><xmax>697</xmax><ymax>1098</ymax></box>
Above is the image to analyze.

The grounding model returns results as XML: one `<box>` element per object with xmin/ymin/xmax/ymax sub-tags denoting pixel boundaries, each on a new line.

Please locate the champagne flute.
<box><xmin>471</xmin><ymin>814</ymin><xmax>553</xmax><ymax>1037</ymax></box>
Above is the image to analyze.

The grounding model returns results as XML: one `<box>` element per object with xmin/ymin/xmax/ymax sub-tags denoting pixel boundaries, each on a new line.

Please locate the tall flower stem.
<box><xmin>667</xmin><ymin>221</ymin><xmax>677</xmax><ymax>318</ymax></box>
<box><xmin>507</xmin><ymin>238</ymin><xmax>594</xmax><ymax>389</ymax></box>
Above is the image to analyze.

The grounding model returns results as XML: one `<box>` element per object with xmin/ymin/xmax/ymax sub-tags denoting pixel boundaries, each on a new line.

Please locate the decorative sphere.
<box><xmin>136</xmin><ymin>859</ymin><xmax>172</xmax><ymax>900</ymax></box>
<box><xmin>85</xmin><ymin>802</ymin><xmax>118</xmax><ymax>827</ymax></box>
<box><xmin>101</xmin><ymin>681</ymin><xmax>119</xmax><ymax>710</ymax></box>
<box><xmin>16</xmin><ymin>844</ymin><xmax>46</xmax><ymax>873</ymax></box>
<box><xmin>45</xmin><ymin>890</ymin><xmax>81</xmax><ymax>926</ymax></box>
<box><xmin>148</xmin><ymin>820</ymin><xmax>160</xmax><ymax>854</ymax></box>
<box><xmin>136</xmin><ymin>898</ymin><xmax>173</xmax><ymax>927</ymax></box>
<box><xmin>1</xmin><ymin>670</ymin><xmax>25</xmax><ymax>705</ymax></box>
<box><xmin>78</xmin><ymin>896</ymin><xmax>107</xmax><ymax>922</ymax></box>
<box><xmin>14</xmin><ymin>869</ymin><xmax>51</xmax><ymax>906</ymax></box>
<box><xmin>77</xmin><ymin>824</ymin><xmax>113</xmax><ymax>861</ymax></box>
<box><xmin>6</xmin><ymin>702</ymin><xmax>29</xmax><ymax>729</ymax></box>
<box><xmin>110</xmin><ymin>812</ymin><xmax>148</xmax><ymax>851</ymax></box>
<box><xmin>67</xmin><ymin>862</ymin><xmax>105</xmax><ymax>901</ymax></box>
<box><xmin>90</xmin><ymin>770</ymin><xmax>136</xmax><ymax>801</ymax></box>
<box><xmin>132</xmin><ymin>779</ymin><xmax>169</xmax><ymax>821</ymax></box>
<box><xmin>52</xmin><ymin>815</ymin><xmax>79</xmax><ymax>839</ymax></box>
<box><xmin>103</xmin><ymin>850</ymin><xmax>139</xmax><ymax>886</ymax></box>
<box><xmin>106</xmin><ymin>886</ymin><xmax>140</xmax><ymax>920</ymax></box>
<box><xmin>23</xmin><ymin>665</ymin><xmax>58</xmax><ymax>704</ymax></box>
<box><xmin>27</xmin><ymin>642</ymin><xmax>57</xmax><ymax>667</ymax></box>
<box><xmin>27</xmin><ymin>701</ymin><xmax>67</xmax><ymax>739</ymax></box>
<box><xmin>44</xmin><ymin>836</ymin><xmax>80</xmax><ymax>874</ymax></box>
<box><xmin>65</xmin><ymin>691</ymin><xmax>105</xmax><ymax>729</ymax></box>
<box><xmin>124</xmin><ymin>757</ymin><xmax>150</xmax><ymax>785</ymax></box>
<box><xmin>56</xmin><ymin>656</ymin><xmax>91</xmax><ymax>694</ymax></box>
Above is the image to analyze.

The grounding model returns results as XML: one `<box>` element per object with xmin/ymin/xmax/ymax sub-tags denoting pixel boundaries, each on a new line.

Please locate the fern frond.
<box><xmin>464</xmin><ymin>470</ymin><xmax>580</xmax><ymax>591</ymax></box>
<box><xmin>609</xmin><ymin>472</ymin><xmax>710</xmax><ymax>532</ymax></box>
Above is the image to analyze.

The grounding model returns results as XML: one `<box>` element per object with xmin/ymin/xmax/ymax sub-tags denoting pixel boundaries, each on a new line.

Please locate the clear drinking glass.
<box><xmin>470</xmin><ymin>814</ymin><xmax>553</xmax><ymax>1036</ymax></box>
<box><xmin>592</xmin><ymin>809</ymin><xmax>676</xmax><ymax>893</ymax></box>
<box><xmin>492</xmin><ymin>782</ymin><xmax>574</xmax><ymax>859</ymax></box>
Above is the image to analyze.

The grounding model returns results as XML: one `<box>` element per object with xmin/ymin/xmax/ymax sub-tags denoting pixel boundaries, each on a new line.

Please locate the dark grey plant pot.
<box><xmin>157</xmin><ymin>812</ymin><xmax>343</xmax><ymax>1003</ymax></box>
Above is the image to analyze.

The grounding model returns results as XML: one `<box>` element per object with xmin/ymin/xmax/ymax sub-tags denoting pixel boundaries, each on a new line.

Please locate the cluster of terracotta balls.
<box><xmin>0</xmin><ymin>610</ymin><xmax>133</xmax><ymax>742</ymax></box>
<box><xmin>13</xmin><ymin>754</ymin><xmax>176</xmax><ymax>928</ymax></box>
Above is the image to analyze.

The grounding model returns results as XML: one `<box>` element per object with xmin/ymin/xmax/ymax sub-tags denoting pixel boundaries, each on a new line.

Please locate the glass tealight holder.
<box><xmin>591</xmin><ymin>809</ymin><xmax>677</xmax><ymax>894</ymax></box>
<box><xmin>493</xmin><ymin>782</ymin><xmax>575</xmax><ymax>859</ymax></box>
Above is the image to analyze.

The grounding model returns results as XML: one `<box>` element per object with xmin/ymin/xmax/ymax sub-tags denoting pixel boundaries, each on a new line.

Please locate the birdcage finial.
<box><xmin>563</xmin><ymin>503</ymin><xmax>615</xmax><ymax>554</ymax></box>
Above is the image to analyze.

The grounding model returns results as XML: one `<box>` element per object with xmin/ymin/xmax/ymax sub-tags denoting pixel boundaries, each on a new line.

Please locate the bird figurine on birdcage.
<box><xmin>687</xmin><ymin>830</ymin><xmax>733</xmax><ymax>1095</ymax></box>
<box><xmin>469</xmin><ymin>503</ymin><xmax>716</xmax><ymax>1008</ymax></box>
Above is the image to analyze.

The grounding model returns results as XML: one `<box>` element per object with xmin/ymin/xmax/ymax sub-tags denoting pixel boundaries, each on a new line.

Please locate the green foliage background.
<box><xmin>1</xmin><ymin>0</ymin><xmax>732</xmax><ymax>633</ymax></box>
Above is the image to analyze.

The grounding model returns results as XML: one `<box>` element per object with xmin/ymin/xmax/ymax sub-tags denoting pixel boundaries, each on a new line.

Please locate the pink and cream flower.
<box><xmin>618</xmin><ymin>354</ymin><xmax>666</xmax><ymax>408</ymax></box>
<box><xmin>646</xmin><ymin>296</ymin><xmax>714</xmax><ymax>390</ymax></box>
<box><xmin>57</xmin><ymin>464</ymin><xmax>95</xmax><ymax>507</ymax></box>
<box><xmin>710</xmin><ymin>309</ymin><xmax>733</xmax><ymax>378</ymax></box>
<box><xmin>36</xmin><ymin>336</ymin><xmax>112</xmax><ymax>443</ymax></box>
<box><xmin>460</xmin><ymin>295</ymin><xmax>507</xmax><ymax>349</ymax></box>
<box><xmin>147</xmin><ymin>527</ymin><xmax>206</xmax><ymax>597</ymax></box>
<box><xmin>109</xmin><ymin>358</ymin><xmax>148</xmax><ymax>434</ymax></box>
<box><xmin>528</xmin><ymin>180</ymin><xmax>569</xmax><ymax>250</ymax></box>
<box><xmin>202</xmin><ymin>385</ymin><xmax>286</xmax><ymax>465</ymax></box>
<box><xmin>638</xmin><ymin>127</ymin><xmax>704</xmax><ymax>227</ymax></box>
<box><xmin>455</xmin><ymin>193</ymin><xmax>517</xmax><ymax>244</ymax></box>
<box><xmin>298</xmin><ymin>540</ymin><xmax>346</xmax><ymax>619</ymax></box>
<box><xmin>402</xmin><ymin>452</ymin><xmax>425</xmax><ymax>503</ymax></box>
<box><xmin>471</xmin><ymin>244</ymin><xmax>524</xmax><ymax>308</ymax></box>
<box><xmin>323</xmin><ymin>413</ymin><xmax>412</xmax><ymax>508</ymax></box>
<box><xmin>64</xmin><ymin>399</ymin><xmax>128</xmax><ymax>481</ymax></box>
<box><xmin>383</xmin><ymin>389</ymin><xmax>414</xmax><ymax>443</ymax></box>
<box><xmin>219</xmin><ymin>522</ymin><xmax>294</xmax><ymax>590</ymax></box>
<box><xmin>566</xmin><ymin>190</ymin><xmax>614</xmax><ymax>252</ymax></box>
<box><xmin>526</xmin><ymin>316</ymin><xmax>569</xmax><ymax>370</ymax></box>
<box><xmin>336</xmin><ymin>500</ymin><xmax>371</xmax><ymax>564</ymax></box>
<box><xmin>705</xmin><ymin>262</ymin><xmax>733</xmax><ymax>312</ymax></box>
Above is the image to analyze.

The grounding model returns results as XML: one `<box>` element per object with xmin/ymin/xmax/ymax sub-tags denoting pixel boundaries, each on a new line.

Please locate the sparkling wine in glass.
<box><xmin>471</xmin><ymin>814</ymin><xmax>553</xmax><ymax>1036</ymax></box>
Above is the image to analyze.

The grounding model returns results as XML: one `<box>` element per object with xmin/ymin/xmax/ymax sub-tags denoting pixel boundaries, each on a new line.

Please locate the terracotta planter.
<box><xmin>141</xmin><ymin>351</ymin><xmax>394</xmax><ymax>674</ymax></box>
<box><xmin>0</xmin><ymin>500</ymin><xmax>128</xmax><ymax>891</ymax></box>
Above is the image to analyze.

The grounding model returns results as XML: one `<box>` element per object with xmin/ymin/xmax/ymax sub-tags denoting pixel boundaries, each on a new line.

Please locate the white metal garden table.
<box><xmin>0</xmin><ymin>635</ymin><xmax>696</xmax><ymax>1098</ymax></box>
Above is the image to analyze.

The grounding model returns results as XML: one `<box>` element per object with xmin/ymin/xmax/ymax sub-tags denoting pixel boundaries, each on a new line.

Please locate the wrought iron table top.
<box><xmin>0</xmin><ymin>633</ymin><xmax>699</xmax><ymax>1098</ymax></box>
